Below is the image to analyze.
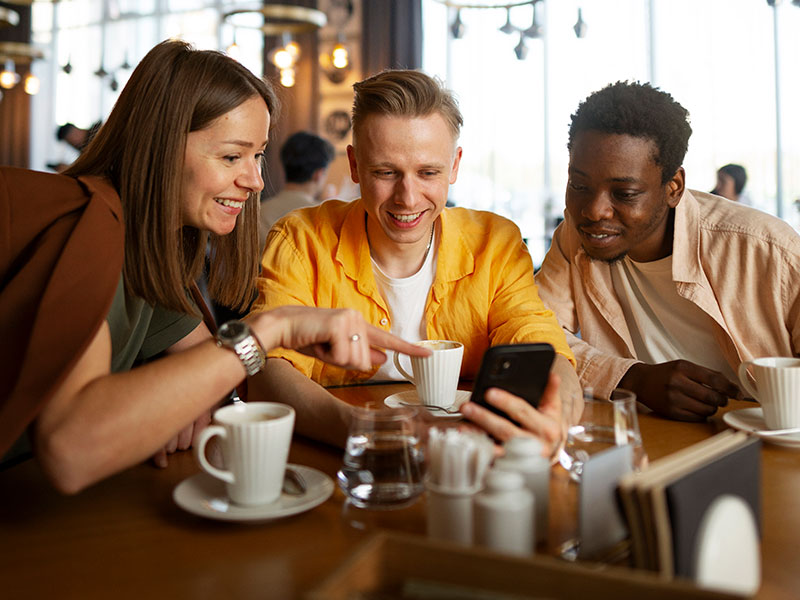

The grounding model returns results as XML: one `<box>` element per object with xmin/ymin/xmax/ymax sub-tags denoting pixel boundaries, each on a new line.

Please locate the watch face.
<box><xmin>220</xmin><ymin>320</ymin><xmax>248</xmax><ymax>342</ymax></box>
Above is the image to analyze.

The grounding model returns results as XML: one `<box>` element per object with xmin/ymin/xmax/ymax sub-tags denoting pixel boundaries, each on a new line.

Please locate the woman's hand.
<box><xmin>248</xmin><ymin>306</ymin><xmax>430</xmax><ymax>372</ymax></box>
<box><xmin>151</xmin><ymin>408</ymin><xmax>213</xmax><ymax>468</ymax></box>
<box><xmin>459</xmin><ymin>372</ymin><xmax>563</xmax><ymax>456</ymax></box>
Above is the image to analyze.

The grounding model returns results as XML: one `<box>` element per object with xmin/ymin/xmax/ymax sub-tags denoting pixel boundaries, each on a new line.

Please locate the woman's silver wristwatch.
<box><xmin>215</xmin><ymin>320</ymin><xmax>266</xmax><ymax>377</ymax></box>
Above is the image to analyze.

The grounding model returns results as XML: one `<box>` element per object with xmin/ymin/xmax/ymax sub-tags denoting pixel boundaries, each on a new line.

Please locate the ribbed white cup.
<box><xmin>195</xmin><ymin>402</ymin><xmax>295</xmax><ymax>506</ymax></box>
<box><xmin>739</xmin><ymin>357</ymin><xmax>800</xmax><ymax>429</ymax></box>
<box><xmin>394</xmin><ymin>340</ymin><xmax>464</xmax><ymax>407</ymax></box>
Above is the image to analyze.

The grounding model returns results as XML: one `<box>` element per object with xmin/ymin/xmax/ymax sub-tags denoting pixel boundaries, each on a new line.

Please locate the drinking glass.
<box><xmin>337</xmin><ymin>405</ymin><xmax>425</xmax><ymax>509</ymax></box>
<box><xmin>561</xmin><ymin>388</ymin><xmax>647</xmax><ymax>481</ymax></box>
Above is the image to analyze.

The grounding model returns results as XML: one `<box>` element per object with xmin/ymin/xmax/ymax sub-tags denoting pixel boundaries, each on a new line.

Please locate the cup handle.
<box><xmin>738</xmin><ymin>361</ymin><xmax>759</xmax><ymax>400</ymax></box>
<box><xmin>393</xmin><ymin>352</ymin><xmax>416</xmax><ymax>384</ymax></box>
<box><xmin>195</xmin><ymin>425</ymin><xmax>234</xmax><ymax>484</ymax></box>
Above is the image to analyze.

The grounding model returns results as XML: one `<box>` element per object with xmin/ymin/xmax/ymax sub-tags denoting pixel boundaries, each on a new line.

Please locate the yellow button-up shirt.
<box><xmin>254</xmin><ymin>199</ymin><xmax>574</xmax><ymax>386</ymax></box>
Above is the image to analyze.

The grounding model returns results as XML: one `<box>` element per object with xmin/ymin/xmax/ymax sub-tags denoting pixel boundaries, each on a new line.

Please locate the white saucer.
<box><xmin>173</xmin><ymin>463</ymin><xmax>334</xmax><ymax>522</ymax></box>
<box><xmin>384</xmin><ymin>389</ymin><xmax>470</xmax><ymax>418</ymax></box>
<box><xmin>723</xmin><ymin>407</ymin><xmax>800</xmax><ymax>448</ymax></box>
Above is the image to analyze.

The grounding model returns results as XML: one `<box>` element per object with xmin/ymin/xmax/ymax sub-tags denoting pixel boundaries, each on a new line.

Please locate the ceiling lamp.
<box><xmin>521</xmin><ymin>2</ymin><xmax>543</xmax><ymax>39</ymax></box>
<box><xmin>0</xmin><ymin>42</ymin><xmax>45</xmax><ymax>94</ymax></box>
<box><xmin>23</xmin><ymin>72</ymin><xmax>39</xmax><ymax>95</ymax></box>
<box><xmin>573</xmin><ymin>7</ymin><xmax>587</xmax><ymax>38</ymax></box>
<box><xmin>331</xmin><ymin>40</ymin><xmax>349</xmax><ymax>69</ymax></box>
<box><xmin>450</xmin><ymin>8</ymin><xmax>466</xmax><ymax>39</ymax></box>
<box><xmin>513</xmin><ymin>34</ymin><xmax>528</xmax><ymax>60</ymax></box>
<box><xmin>499</xmin><ymin>7</ymin><xmax>517</xmax><ymax>34</ymax></box>
<box><xmin>0</xmin><ymin>60</ymin><xmax>20</xmax><ymax>89</ymax></box>
<box><xmin>436</xmin><ymin>1</ymin><xmax>546</xmax><ymax>59</ymax></box>
<box><xmin>223</xmin><ymin>5</ymin><xmax>326</xmax><ymax>35</ymax></box>
<box><xmin>223</xmin><ymin>5</ymin><xmax>326</xmax><ymax>88</ymax></box>
<box><xmin>0</xmin><ymin>7</ymin><xmax>20</xmax><ymax>29</ymax></box>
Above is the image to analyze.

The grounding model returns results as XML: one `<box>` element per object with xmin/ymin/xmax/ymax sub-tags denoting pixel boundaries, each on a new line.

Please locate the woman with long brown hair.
<box><xmin>0</xmin><ymin>40</ymin><xmax>425</xmax><ymax>493</ymax></box>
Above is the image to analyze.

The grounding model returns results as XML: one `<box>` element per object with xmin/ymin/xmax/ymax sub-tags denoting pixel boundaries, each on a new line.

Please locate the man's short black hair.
<box><xmin>719</xmin><ymin>163</ymin><xmax>747</xmax><ymax>195</ymax></box>
<box><xmin>280</xmin><ymin>131</ymin><xmax>335</xmax><ymax>183</ymax></box>
<box><xmin>56</xmin><ymin>122</ymin><xmax>77</xmax><ymax>141</ymax></box>
<box><xmin>568</xmin><ymin>81</ymin><xmax>692</xmax><ymax>185</ymax></box>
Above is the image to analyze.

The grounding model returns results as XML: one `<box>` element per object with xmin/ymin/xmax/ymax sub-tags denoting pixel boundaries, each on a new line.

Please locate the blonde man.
<box><xmin>251</xmin><ymin>70</ymin><xmax>581</xmax><ymax>450</ymax></box>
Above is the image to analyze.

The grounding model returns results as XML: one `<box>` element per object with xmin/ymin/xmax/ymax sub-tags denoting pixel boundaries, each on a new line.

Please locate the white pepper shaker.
<box><xmin>494</xmin><ymin>436</ymin><xmax>550</xmax><ymax>543</ymax></box>
<box><xmin>426</xmin><ymin>481</ymin><xmax>475</xmax><ymax>545</ymax></box>
<box><xmin>473</xmin><ymin>469</ymin><xmax>534</xmax><ymax>555</ymax></box>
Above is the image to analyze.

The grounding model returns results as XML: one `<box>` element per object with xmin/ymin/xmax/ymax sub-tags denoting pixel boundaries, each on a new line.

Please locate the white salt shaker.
<box><xmin>426</xmin><ymin>481</ymin><xmax>475</xmax><ymax>545</ymax></box>
<box><xmin>494</xmin><ymin>436</ymin><xmax>550</xmax><ymax>543</ymax></box>
<box><xmin>473</xmin><ymin>469</ymin><xmax>534</xmax><ymax>555</ymax></box>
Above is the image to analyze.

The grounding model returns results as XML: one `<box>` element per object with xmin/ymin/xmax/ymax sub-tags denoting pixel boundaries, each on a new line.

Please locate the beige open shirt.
<box><xmin>535</xmin><ymin>189</ymin><xmax>800</xmax><ymax>400</ymax></box>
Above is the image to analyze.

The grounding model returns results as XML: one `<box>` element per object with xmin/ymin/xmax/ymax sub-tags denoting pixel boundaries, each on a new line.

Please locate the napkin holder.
<box><xmin>617</xmin><ymin>431</ymin><xmax>761</xmax><ymax>596</ymax></box>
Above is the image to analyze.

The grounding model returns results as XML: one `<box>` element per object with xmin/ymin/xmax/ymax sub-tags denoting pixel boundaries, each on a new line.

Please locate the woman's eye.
<box><xmin>224</xmin><ymin>155</ymin><xmax>239</xmax><ymax>163</ymax></box>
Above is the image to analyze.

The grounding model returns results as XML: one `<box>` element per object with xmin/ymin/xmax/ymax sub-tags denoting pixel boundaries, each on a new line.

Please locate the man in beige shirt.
<box><xmin>536</xmin><ymin>81</ymin><xmax>800</xmax><ymax>421</ymax></box>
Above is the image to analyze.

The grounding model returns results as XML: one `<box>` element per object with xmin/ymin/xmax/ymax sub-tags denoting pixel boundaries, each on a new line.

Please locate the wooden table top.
<box><xmin>1</xmin><ymin>383</ymin><xmax>797</xmax><ymax>599</ymax></box>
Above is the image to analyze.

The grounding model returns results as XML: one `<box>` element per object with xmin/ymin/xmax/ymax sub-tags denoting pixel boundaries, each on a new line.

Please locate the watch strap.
<box><xmin>216</xmin><ymin>322</ymin><xmax>266</xmax><ymax>377</ymax></box>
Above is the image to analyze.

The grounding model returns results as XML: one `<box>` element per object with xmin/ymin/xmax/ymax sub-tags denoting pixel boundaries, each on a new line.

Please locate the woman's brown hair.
<box><xmin>65</xmin><ymin>40</ymin><xmax>279</xmax><ymax>314</ymax></box>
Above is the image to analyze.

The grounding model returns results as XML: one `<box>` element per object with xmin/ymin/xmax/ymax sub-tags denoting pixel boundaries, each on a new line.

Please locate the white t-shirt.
<box><xmin>368</xmin><ymin>230</ymin><xmax>438</xmax><ymax>382</ymax></box>
<box><xmin>610</xmin><ymin>255</ymin><xmax>737</xmax><ymax>382</ymax></box>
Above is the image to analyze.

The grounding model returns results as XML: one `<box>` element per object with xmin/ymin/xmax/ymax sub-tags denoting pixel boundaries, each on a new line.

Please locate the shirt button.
<box><xmin>380</xmin><ymin>318</ymin><xmax>388</xmax><ymax>326</ymax></box>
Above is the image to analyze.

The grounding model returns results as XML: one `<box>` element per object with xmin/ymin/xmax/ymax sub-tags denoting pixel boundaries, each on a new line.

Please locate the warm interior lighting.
<box><xmin>0</xmin><ymin>60</ymin><xmax>20</xmax><ymax>89</ymax></box>
<box><xmin>23</xmin><ymin>72</ymin><xmax>39</xmax><ymax>95</ymax></box>
<box><xmin>226</xmin><ymin>42</ymin><xmax>242</xmax><ymax>60</ymax></box>
<box><xmin>272</xmin><ymin>47</ymin><xmax>294</xmax><ymax>70</ymax></box>
<box><xmin>285</xmin><ymin>40</ymin><xmax>300</xmax><ymax>59</ymax></box>
<box><xmin>279</xmin><ymin>67</ymin><xmax>295</xmax><ymax>87</ymax></box>
<box><xmin>331</xmin><ymin>43</ymin><xmax>349</xmax><ymax>69</ymax></box>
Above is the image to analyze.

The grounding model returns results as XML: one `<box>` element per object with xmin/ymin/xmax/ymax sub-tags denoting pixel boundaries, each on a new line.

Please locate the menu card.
<box><xmin>617</xmin><ymin>430</ymin><xmax>761</xmax><ymax>579</ymax></box>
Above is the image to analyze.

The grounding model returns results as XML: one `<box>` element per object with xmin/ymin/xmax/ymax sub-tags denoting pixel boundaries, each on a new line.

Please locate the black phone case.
<box><xmin>470</xmin><ymin>343</ymin><xmax>555</xmax><ymax>422</ymax></box>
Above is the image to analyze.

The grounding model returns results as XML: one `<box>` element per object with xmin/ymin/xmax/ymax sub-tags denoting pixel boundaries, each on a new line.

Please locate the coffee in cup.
<box><xmin>738</xmin><ymin>357</ymin><xmax>800</xmax><ymax>430</ymax></box>
<box><xmin>393</xmin><ymin>340</ymin><xmax>464</xmax><ymax>408</ymax></box>
<box><xmin>195</xmin><ymin>402</ymin><xmax>295</xmax><ymax>505</ymax></box>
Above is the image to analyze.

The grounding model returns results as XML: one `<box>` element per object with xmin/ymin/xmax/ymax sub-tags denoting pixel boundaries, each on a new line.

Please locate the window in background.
<box><xmin>29</xmin><ymin>0</ymin><xmax>263</xmax><ymax>173</ymax></box>
<box><xmin>422</xmin><ymin>0</ymin><xmax>800</xmax><ymax>265</ymax></box>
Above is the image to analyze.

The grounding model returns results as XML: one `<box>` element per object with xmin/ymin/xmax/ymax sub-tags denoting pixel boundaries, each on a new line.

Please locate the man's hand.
<box><xmin>460</xmin><ymin>372</ymin><xmax>562</xmax><ymax>456</ymax></box>
<box><xmin>619</xmin><ymin>360</ymin><xmax>742</xmax><ymax>421</ymax></box>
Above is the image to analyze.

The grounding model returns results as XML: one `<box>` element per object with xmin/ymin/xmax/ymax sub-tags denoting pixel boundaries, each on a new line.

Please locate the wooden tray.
<box><xmin>307</xmin><ymin>532</ymin><xmax>744</xmax><ymax>600</ymax></box>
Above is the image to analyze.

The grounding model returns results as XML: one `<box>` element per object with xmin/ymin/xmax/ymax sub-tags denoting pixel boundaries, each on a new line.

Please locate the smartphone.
<box><xmin>470</xmin><ymin>343</ymin><xmax>555</xmax><ymax>422</ymax></box>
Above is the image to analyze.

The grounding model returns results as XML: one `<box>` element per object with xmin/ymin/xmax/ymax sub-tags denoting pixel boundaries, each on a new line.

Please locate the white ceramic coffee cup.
<box><xmin>393</xmin><ymin>340</ymin><xmax>464</xmax><ymax>408</ymax></box>
<box><xmin>195</xmin><ymin>402</ymin><xmax>295</xmax><ymax>506</ymax></box>
<box><xmin>738</xmin><ymin>357</ymin><xmax>800</xmax><ymax>430</ymax></box>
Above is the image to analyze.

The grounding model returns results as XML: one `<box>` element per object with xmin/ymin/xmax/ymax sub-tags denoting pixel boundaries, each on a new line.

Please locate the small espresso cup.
<box><xmin>195</xmin><ymin>402</ymin><xmax>295</xmax><ymax>506</ymax></box>
<box><xmin>394</xmin><ymin>340</ymin><xmax>464</xmax><ymax>408</ymax></box>
<box><xmin>739</xmin><ymin>357</ymin><xmax>800</xmax><ymax>430</ymax></box>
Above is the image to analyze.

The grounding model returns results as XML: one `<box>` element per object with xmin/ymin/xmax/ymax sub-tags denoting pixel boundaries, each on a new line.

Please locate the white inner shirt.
<box><xmin>368</xmin><ymin>229</ymin><xmax>438</xmax><ymax>382</ymax></box>
<box><xmin>610</xmin><ymin>254</ymin><xmax>737</xmax><ymax>382</ymax></box>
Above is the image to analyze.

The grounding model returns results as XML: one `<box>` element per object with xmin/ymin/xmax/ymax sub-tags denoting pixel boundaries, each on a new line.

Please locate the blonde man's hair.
<box><xmin>351</xmin><ymin>70</ymin><xmax>463</xmax><ymax>141</ymax></box>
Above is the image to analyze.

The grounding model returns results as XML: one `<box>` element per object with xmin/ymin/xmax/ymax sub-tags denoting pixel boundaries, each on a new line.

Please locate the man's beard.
<box><xmin>586</xmin><ymin>249</ymin><xmax>628</xmax><ymax>265</ymax></box>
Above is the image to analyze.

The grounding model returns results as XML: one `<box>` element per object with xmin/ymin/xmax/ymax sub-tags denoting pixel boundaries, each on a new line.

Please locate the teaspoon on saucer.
<box><xmin>397</xmin><ymin>400</ymin><xmax>461</xmax><ymax>414</ymax></box>
<box><xmin>750</xmin><ymin>426</ymin><xmax>800</xmax><ymax>437</ymax></box>
<box><xmin>282</xmin><ymin>467</ymin><xmax>307</xmax><ymax>496</ymax></box>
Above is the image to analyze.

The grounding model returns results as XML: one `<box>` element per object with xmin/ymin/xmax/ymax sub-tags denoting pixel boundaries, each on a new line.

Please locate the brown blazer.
<box><xmin>0</xmin><ymin>167</ymin><xmax>124</xmax><ymax>456</ymax></box>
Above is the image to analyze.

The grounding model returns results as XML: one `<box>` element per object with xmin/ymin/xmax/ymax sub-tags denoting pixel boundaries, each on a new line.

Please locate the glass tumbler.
<box><xmin>337</xmin><ymin>405</ymin><xmax>425</xmax><ymax>509</ymax></box>
<box><xmin>561</xmin><ymin>388</ymin><xmax>647</xmax><ymax>481</ymax></box>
